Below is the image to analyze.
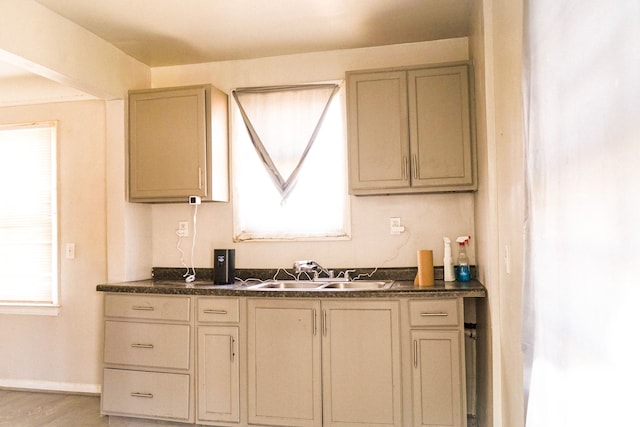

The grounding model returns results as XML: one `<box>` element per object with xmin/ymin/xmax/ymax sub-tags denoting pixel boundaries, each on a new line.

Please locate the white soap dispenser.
<box><xmin>443</xmin><ymin>237</ymin><xmax>455</xmax><ymax>282</ymax></box>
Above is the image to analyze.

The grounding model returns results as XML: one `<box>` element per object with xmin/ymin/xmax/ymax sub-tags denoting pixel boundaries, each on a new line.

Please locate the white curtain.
<box><xmin>232</xmin><ymin>84</ymin><xmax>339</xmax><ymax>199</ymax></box>
<box><xmin>523</xmin><ymin>1</ymin><xmax>640</xmax><ymax>426</ymax></box>
<box><xmin>231</xmin><ymin>84</ymin><xmax>349</xmax><ymax>241</ymax></box>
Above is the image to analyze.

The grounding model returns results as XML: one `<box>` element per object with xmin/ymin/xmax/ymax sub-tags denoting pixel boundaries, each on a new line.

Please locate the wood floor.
<box><xmin>0</xmin><ymin>388</ymin><xmax>481</xmax><ymax>426</ymax></box>
<box><xmin>0</xmin><ymin>389</ymin><xmax>108</xmax><ymax>426</ymax></box>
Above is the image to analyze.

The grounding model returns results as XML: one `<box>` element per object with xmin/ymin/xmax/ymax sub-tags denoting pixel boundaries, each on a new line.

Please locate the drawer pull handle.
<box><xmin>131</xmin><ymin>343</ymin><xmax>154</xmax><ymax>349</ymax></box>
<box><xmin>131</xmin><ymin>392</ymin><xmax>154</xmax><ymax>399</ymax></box>
<box><xmin>420</xmin><ymin>312</ymin><xmax>449</xmax><ymax>317</ymax></box>
<box><xmin>131</xmin><ymin>306</ymin><xmax>154</xmax><ymax>311</ymax></box>
<box><xmin>203</xmin><ymin>309</ymin><xmax>228</xmax><ymax>315</ymax></box>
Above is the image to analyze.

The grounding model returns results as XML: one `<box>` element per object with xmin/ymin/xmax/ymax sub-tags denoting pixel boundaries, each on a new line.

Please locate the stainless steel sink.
<box><xmin>248</xmin><ymin>281</ymin><xmax>325</xmax><ymax>290</ymax></box>
<box><xmin>247</xmin><ymin>280</ymin><xmax>393</xmax><ymax>291</ymax></box>
<box><xmin>322</xmin><ymin>280</ymin><xmax>393</xmax><ymax>290</ymax></box>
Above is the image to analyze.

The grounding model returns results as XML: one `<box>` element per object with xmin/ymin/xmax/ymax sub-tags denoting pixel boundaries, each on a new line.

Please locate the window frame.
<box><xmin>0</xmin><ymin>121</ymin><xmax>59</xmax><ymax>316</ymax></box>
<box><xmin>230</xmin><ymin>82</ymin><xmax>351</xmax><ymax>242</ymax></box>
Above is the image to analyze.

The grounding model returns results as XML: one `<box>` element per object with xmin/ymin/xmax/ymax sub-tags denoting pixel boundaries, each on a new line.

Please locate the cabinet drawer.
<box><xmin>409</xmin><ymin>299</ymin><xmax>459</xmax><ymax>327</ymax></box>
<box><xmin>197</xmin><ymin>298</ymin><xmax>239</xmax><ymax>323</ymax></box>
<box><xmin>104</xmin><ymin>321</ymin><xmax>190</xmax><ymax>369</ymax></box>
<box><xmin>105</xmin><ymin>294</ymin><xmax>191</xmax><ymax>321</ymax></box>
<box><xmin>102</xmin><ymin>368</ymin><xmax>190</xmax><ymax>421</ymax></box>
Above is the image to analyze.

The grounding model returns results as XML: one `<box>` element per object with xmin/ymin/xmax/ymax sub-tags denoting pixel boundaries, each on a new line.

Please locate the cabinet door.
<box><xmin>347</xmin><ymin>70</ymin><xmax>410</xmax><ymax>192</ymax></box>
<box><xmin>411</xmin><ymin>330</ymin><xmax>465</xmax><ymax>427</ymax></box>
<box><xmin>129</xmin><ymin>86</ymin><xmax>209</xmax><ymax>202</ymax></box>
<box><xmin>197</xmin><ymin>326</ymin><xmax>239</xmax><ymax>424</ymax></box>
<box><xmin>408</xmin><ymin>66</ymin><xmax>475</xmax><ymax>190</ymax></box>
<box><xmin>322</xmin><ymin>300</ymin><xmax>402</xmax><ymax>427</ymax></box>
<box><xmin>248</xmin><ymin>299</ymin><xmax>322</xmax><ymax>427</ymax></box>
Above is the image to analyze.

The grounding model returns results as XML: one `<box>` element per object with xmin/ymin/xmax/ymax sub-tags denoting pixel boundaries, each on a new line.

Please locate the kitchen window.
<box><xmin>231</xmin><ymin>83</ymin><xmax>350</xmax><ymax>241</ymax></box>
<box><xmin>0</xmin><ymin>122</ymin><xmax>58</xmax><ymax>314</ymax></box>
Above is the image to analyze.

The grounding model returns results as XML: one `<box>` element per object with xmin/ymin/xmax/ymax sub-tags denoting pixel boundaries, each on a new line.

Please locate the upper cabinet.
<box><xmin>128</xmin><ymin>85</ymin><xmax>229</xmax><ymax>203</ymax></box>
<box><xmin>346</xmin><ymin>63</ymin><xmax>476</xmax><ymax>195</ymax></box>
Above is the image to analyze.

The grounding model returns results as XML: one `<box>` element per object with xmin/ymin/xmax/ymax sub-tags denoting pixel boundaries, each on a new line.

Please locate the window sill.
<box><xmin>0</xmin><ymin>303</ymin><xmax>61</xmax><ymax>316</ymax></box>
<box><xmin>234</xmin><ymin>233</ymin><xmax>352</xmax><ymax>242</ymax></box>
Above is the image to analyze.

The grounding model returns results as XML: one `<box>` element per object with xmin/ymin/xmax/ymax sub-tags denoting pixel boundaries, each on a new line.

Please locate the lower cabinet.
<box><xmin>322</xmin><ymin>300</ymin><xmax>403</xmax><ymax>427</ymax></box>
<box><xmin>196</xmin><ymin>297</ymin><xmax>241</xmax><ymax>425</ymax></box>
<box><xmin>101</xmin><ymin>294</ymin><xmax>194</xmax><ymax>423</ymax></box>
<box><xmin>102</xmin><ymin>293</ymin><xmax>469</xmax><ymax>427</ymax></box>
<box><xmin>412</xmin><ymin>330</ymin><xmax>464</xmax><ymax>427</ymax></box>
<box><xmin>408</xmin><ymin>299</ymin><xmax>466</xmax><ymax>427</ymax></box>
<box><xmin>248</xmin><ymin>299</ymin><xmax>322</xmax><ymax>427</ymax></box>
<box><xmin>197</xmin><ymin>326</ymin><xmax>240</xmax><ymax>424</ymax></box>
<box><xmin>247</xmin><ymin>299</ymin><xmax>402</xmax><ymax>427</ymax></box>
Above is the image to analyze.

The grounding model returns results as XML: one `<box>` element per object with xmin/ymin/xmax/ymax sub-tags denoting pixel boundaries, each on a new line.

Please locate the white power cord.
<box><xmin>185</xmin><ymin>203</ymin><xmax>198</xmax><ymax>282</ymax></box>
<box><xmin>176</xmin><ymin>203</ymin><xmax>199</xmax><ymax>283</ymax></box>
<box><xmin>352</xmin><ymin>227</ymin><xmax>412</xmax><ymax>280</ymax></box>
<box><xmin>176</xmin><ymin>232</ymin><xmax>190</xmax><ymax>278</ymax></box>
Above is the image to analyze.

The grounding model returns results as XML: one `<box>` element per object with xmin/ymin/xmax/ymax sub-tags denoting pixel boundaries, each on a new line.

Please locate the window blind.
<box><xmin>0</xmin><ymin>122</ymin><xmax>57</xmax><ymax>305</ymax></box>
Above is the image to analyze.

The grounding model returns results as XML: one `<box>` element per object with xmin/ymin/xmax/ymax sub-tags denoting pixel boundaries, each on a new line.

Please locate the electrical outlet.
<box><xmin>177</xmin><ymin>221</ymin><xmax>189</xmax><ymax>237</ymax></box>
<box><xmin>389</xmin><ymin>217</ymin><xmax>405</xmax><ymax>234</ymax></box>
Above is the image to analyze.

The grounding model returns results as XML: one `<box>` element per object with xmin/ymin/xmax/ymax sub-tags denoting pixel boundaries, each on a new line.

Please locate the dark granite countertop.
<box><xmin>96</xmin><ymin>267</ymin><xmax>486</xmax><ymax>298</ymax></box>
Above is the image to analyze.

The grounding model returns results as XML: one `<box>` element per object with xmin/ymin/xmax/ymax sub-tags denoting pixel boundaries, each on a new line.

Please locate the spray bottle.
<box><xmin>455</xmin><ymin>235</ymin><xmax>471</xmax><ymax>282</ymax></box>
<box><xmin>443</xmin><ymin>237</ymin><xmax>455</xmax><ymax>282</ymax></box>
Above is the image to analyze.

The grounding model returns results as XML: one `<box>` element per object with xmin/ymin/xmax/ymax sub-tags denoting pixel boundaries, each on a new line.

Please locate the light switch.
<box><xmin>66</xmin><ymin>243</ymin><xmax>75</xmax><ymax>259</ymax></box>
<box><xmin>504</xmin><ymin>244</ymin><xmax>511</xmax><ymax>274</ymax></box>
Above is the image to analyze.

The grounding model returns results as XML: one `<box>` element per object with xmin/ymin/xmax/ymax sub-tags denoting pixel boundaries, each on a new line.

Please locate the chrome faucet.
<box><xmin>293</xmin><ymin>260</ymin><xmax>333</xmax><ymax>280</ymax></box>
<box><xmin>344</xmin><ymin>269</ymin><xmax>356</xmax><ymax>281</ymax></box>
<box><xmin>294</xmin><ymin>260</ymin><xmax>319</xmax><ymax>274</ymax></box>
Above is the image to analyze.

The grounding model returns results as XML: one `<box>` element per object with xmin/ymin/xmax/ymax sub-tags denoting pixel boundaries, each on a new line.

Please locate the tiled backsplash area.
<box><xmin>151</xmin><ymin>266</ymin><xmax>477</xmax><ymax>282</ymax></box>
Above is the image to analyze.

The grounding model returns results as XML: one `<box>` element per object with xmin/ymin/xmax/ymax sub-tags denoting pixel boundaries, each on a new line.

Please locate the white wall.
<box><xmin>105</xmin><ymin>99</ymin><xmax>153</xmax><ymax>283</ymax></box>
<box><xmin>0</xmin><ymin>1</ymin><xmax>152</xmax><ymax>392</ymax></box>
<box><xmin>150</xmin><ymin>38</ymin><xmax>477</xmax><ymax>270</ymax></box>
<box><xmin>0</xmin><ymin>0</ymin><xmax>148</xmax><ymax>100</ymax></box>
<box><xmin>470</xmin><ymin>0</ymin><xmax>525</xmax><ymax>426</ymax></box>
<box><xmin>468</xmin><ymin>2</ymin><xmax>496</xmax><ymax>425</ymax></box>
<box><xmin>0</xmin><ymin>100</ymin><xmax>108</xmax><ymax>392</ymax></box>
<box><xmin>491</xmin><ymin>2</ymin><xmax>525</xmax><ymax>426</ymax></box>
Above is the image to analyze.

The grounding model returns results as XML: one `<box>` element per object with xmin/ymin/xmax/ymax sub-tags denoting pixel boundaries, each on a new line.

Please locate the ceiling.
<box><xmin>1</xmin><ymin>0</ymin><xmax>472</xmax><ymax>106</ymax></box>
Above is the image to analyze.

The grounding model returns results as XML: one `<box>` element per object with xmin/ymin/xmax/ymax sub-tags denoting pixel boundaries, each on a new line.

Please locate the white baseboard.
<box><xmin>0</xmin><ymin>379</ymin><xmax>101</xmax><ymax>395</ymax></box>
